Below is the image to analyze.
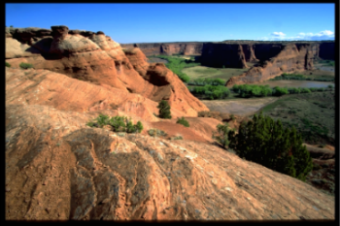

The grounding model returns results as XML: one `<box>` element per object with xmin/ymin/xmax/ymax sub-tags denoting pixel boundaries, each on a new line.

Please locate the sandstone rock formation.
<box><xmin>225</xmin><ymin>43</ymin><xmax>319</xmax><ymax>86</ymax></box>
<box><xmin>5</xmin><ymin>26</ymin><xmax>208</xmax><ymax>116</ymax></box>
<box><xmin>121</xmin><ymin>42</ymin><xmax>203</xmax><ymax>56</ymax></box>
<box><xmin>6</xmin><ymin>65</ymin><xmax>335</xmax><ymax>220</ymax></box>
<box><xmin>5</xmin><ymin>103</ymin><xmax>335</xmax><ymax>220</ymax></box>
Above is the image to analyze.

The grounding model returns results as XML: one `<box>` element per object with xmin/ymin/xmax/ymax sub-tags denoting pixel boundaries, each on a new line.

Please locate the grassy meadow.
<box><xmin>182</xmin><ymin>66</ymin><xmax>250</xmax><ymax>83</ymax></box>
<box><xmin>260</xmin><ymin>91</ymin><xmax>335</xmax><ymax>146</ymax></box>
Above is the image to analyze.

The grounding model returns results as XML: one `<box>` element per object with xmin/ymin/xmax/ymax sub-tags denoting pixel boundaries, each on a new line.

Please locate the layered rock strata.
<box><xmin>5</xmin><ymin>26</ymin><xmax>208</xmax><ymax>116</ymax></box>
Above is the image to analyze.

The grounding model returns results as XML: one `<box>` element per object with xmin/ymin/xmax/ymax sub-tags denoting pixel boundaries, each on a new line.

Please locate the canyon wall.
<box><xmin>200</xmin><ymin>43</ymin><xmax>248</xmax><ymax>68</ymax></box>
<box><xmin>125</xmin><ymin>40</ymin><xmax>332</xmax><ymax>86</ymax></box>
<box><xmin>121</xmin><ymin>42</ymin><xmax>203</xmax><ymax>56</ymax></box>
<box><xmin>123</xmin><ymin>41</ymin><xmax>334</xmax><ymax>85</ymax></box>
<box><xmin>225</xmin><ymin>43</ymin><xmax>321</xmax><ymax>86</ymax></box>
<box><xmin>122</xmin><ymin>41</ymin><xmax>334</xmax><ymax>63</ymax></box>
<box><xmin>318</xmin><ymin>42</ymin><xmax>335</xmax><ymax>60</ymax></box>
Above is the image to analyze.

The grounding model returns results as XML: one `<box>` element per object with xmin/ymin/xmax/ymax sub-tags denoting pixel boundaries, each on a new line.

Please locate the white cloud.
<box><xmin>271</xmin><ymin>32</ymin><xmax>286</xmax><ymax>37</ymax></box>
<box><xmin>262</xmin><ymin>30</ymin><xmax>334</xmax><ymax>41</ymax></box>
<box><xmin>294</xmin><ymin>30</ymin><xmax>334</xmax><ymax>40</ymax></box>
<box><xmin>318</xmin><ymin>30</ymin><xmax>333</xmax><ymax>36</ymax></box>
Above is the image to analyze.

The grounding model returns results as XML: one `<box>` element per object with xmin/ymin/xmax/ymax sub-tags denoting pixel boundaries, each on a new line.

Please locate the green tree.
<box><xmin>6</xmin><ymin>62</ymin><xmax>11</xmax><ymax>68</ymax></box>
<box><xmin>212</xmin><ymin>78</ymin><xmax>225</xmax><ymax>86</ymax></box>
<box><xmin>157</xmin><ymin>100</ymin><xmax>172</xmax><ymax>119</ymax></box>
<box><xmin>232</xmin><ymin>84</ymin><xmax>240</xmax><ymax>93</ymax></box>
<box><xmin>272</xmin><ymin>86</ymin><xmax>288</xmax><ymax>96</ymax></box>
<box><xmin>301</xmin><ymin>88</ymin><xmax>311</xmax><ymax>93</ymax></box>
<box><xmin>228</xmin><ymin>112</ymin><xmax>313</xmax><ymax>181</ymax></box>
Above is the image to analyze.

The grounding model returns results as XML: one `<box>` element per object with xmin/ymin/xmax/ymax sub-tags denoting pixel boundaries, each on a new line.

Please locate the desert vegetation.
<box><xmin>176</xmin><ymin>117</ymin><xmax>190</xmax><ymax>127</ymax></box>
<box><xmin>212</xmin><ymin>122</ymin><xmax>234</xmax><ymax>149</ymax></box>
<box><xmin>232</xmin><ymin>84</ymin><xmax>334</xmax><ymax>97</ymax></box>
<box><xmin>157</xmin><ymin>100</ymin><xmax>172</xmax><ymax>119</ymax></box>
<box><xmin>189</xmin><ymin>83</ymin><xmax>333</xmax><ymax>100</ymax></box>
<box><xmin>317</xmin><ymin>59</ymin><xmax>335</xmax><ymax>67</ymax></box>
<box><xmin>216</xmin><ymin>112</ymin><xmax>313</xmax><ymax>182</ymax></box>
<box><xmin>6</xmin><ymin>62</ymin><xmax>11</xmax><ymax>67</ymax></box>
<box><xmin>197</xmin><ymin>111</ymin><xmax>232</xmax><ymax>121</ymax></box>
<box><xmin>187</xmin><ymin>78</ymin><xmax>225</xmax><ymax>86</ymax></box>
<box><xmin>154</xmin><ymin>55</ymin><xmax>200</xmax><ymax>82</ymax></box>
<box><xmin>190</xmin><ymin>85</ymin><xmax>231</xmax><ymax>100</ymax></box>
<box><xmin>182</xmin><ymin>65</ymin><xmax>249</xmax><ymax>83</ymax></box>
<box><xmin>270</xmin><ymin>73</ymin><xmax>334</xmax><ymax>82</ymax></box>
<box><xmin>261</xmin><ymin>90</ymin><xmax>335</xmax><ymax>146</ymax></box>
<box><xmin>87</xmin><ymin>114</ymin><xmax>143</xmax><ymax>133</ymax></box>
<box><xmin>19</xmin><ymin>62</ymin><xmax>34</xmax><ymax>69</ymax></box>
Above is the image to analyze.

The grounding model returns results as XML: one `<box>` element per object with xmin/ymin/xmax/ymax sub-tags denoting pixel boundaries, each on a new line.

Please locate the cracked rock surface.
<box><xmin>6</xmin><ymin>103</ymin><xmax>335</xmax><ymax>220</ymax></box>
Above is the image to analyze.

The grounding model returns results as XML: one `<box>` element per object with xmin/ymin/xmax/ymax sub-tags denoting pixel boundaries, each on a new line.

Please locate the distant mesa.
<box><xmin>121</xmin><ymin>40</ymin><xmax>334</xmax><ymax>86</ymax></box>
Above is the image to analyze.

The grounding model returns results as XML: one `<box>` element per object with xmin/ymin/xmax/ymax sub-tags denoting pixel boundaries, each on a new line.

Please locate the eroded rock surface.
<box><xmin>5</xmin><ymin>26</ymin><xmax>208</xmax><ymax>117</ymax></box>
<box><xmin>5</xmin><ymin>104</ymin><xmax>335</xmax><ymax>220</ymax></box>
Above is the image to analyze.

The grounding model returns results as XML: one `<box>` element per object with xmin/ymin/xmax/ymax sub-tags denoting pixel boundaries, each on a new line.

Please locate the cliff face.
<box><xmin>319</xmin><ymin>42</ymin><xmax>335</xmax><ymax>60</ymax></box>
<box><xmin>5</xmin><ymin>26</ymin><xmax>208</xmax><ymax>116</ymax></box>
<box><xmin>121</xmin><ymin>42</ymin><xmax>203</xmax><ymax>56</ymax></box>
<box><xmin>241</xmin><ymin>44</ymin><xmax>258</xmax><ymax>62</ymax></box>
<box><xmin>225</xmin><ymin>43</ymin><xmax>320</xmax><ymax>86</ymax></box>
<box><xmin>200</xmin><ymin>43</ymin><xmax>248</xmax><ymax>68</ymax></box>
<box><xmin>252</xmin><ymin>44</ymin><xmax>284</xmax><ymax>62</ymax></box>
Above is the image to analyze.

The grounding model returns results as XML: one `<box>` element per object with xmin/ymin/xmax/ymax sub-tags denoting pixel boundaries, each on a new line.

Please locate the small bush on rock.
<box><xmin>148</xmin><ymin>129</ymin><xmax>167</xmax><ymax>137</ymax></box>
<box><xmin>19</xmin><ymin>62</ymin><xmax>34</xmax><ymax>69</ymax></box>
<box><xmin>96</xmin><ymin>114</ymin><xmax>110</xmax><ymax>128</ymax></box>
<box><xmin>176</xmin><ymin>117</ymin><xmax>190</xmax><ymax>127</ymax></box>
<box><xmin>6</xmin><ymin>62</ymin><xmax>11</xmax><ymax>68</ymax></box>
<box><xmin>87</xmin><ymin>114</ymin><xmax>143</xmax><ymax>133</ymax></box>
<box><xmin>213</xmin><ymin>122</ymin><xmax>233</xmax><ymax>148</ymax></box>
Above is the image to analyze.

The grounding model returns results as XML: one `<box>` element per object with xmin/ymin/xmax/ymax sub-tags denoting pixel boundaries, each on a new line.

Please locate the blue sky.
<box><xmin>6</xmin><ymin>3</ymin><xmax>335</xmax><ymax>43</ymax></box>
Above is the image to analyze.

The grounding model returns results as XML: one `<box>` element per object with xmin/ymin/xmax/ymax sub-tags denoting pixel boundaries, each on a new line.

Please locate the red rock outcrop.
<box><xmin>225</xmin><ymin>43</ymin><xmax>319</xmax><ymax>86</ymax></box>
<box><xmin>5</xmin><ymin>102</ymin><xmax>335</xmax><ymax>220</ymax></box>
<box><xmin>5</xmin><ymin>26</ymin><xmax>208</xmax><ymax>116</ymax></box>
